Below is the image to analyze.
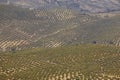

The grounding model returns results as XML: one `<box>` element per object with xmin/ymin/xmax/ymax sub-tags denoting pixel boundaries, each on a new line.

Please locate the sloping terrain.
<box><xmin>0</xmin><ymin>44</ymin><xmax>120</xmax><ymax>80</ymax></box>
<box><xmin>8</xmin><ymin>0</ymin><xmax>120</xmax><ymax>13</ymax></box>
<box><xmin>0</xmin><ymin>4</ymin><xmax>120</xmax><ymax>51</ymax></box>
<box><xmin>0</xmin><ymin>5</ymin><xmax>97</xmax><ymax>51</ymax></box>
<box><xmin>0</xmin><ymin>2</ymin><xmax>120</xmax><ymax>80</ymax></box>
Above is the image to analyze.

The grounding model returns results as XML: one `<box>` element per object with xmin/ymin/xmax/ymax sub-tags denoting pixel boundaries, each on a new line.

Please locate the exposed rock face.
<box><xmin>6</xmin><ymin>0</ymin><xmax>120</xmax><ymax>13</ymax></box>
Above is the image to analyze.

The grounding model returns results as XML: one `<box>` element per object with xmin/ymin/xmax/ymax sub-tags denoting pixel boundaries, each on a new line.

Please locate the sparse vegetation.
<box><xmin>0</xmin><ymin>44</ymin><xmax>120</xmax><ymax>80</ymax></box>
<box><xmin>0</xmin><ymin>2</ymin><xmax>120</xmax><ymax>80</ymax></box>
<box><xmin>0</xmin><ymin>4</ymin><xmax>120</xmax><ymax>52</ymax></box>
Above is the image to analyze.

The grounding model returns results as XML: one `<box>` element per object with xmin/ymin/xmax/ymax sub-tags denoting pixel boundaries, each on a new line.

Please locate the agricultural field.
<box><xmin>0</xmin><ymin>4</ymin><xmax>120</xmax><ymax>52</ymax></box>
<box><xmin>0</xmin><ymin>44</ymin><xmax>120</xmax><ymax>80</ymax></box>
<box><xmin>0</xmin><ymin>1</ymin><xmax>120</xmax><ymax>80</ymax></box>
<box><xmin>0</xmin><ymin>4</ymin><xmax>98</xmax><ymax>51</ymax></box>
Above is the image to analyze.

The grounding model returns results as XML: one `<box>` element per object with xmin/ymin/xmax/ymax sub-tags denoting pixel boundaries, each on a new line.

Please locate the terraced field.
<box><xmin>0</xmin><ymin>44</ymin><xmax>120</xmax><ymax>80</ymax></box>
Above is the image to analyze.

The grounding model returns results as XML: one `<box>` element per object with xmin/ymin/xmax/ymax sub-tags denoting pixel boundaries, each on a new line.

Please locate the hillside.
<box><xmin>0</xmin><ymin>44</ymin><xmax>120</xmax><ymax>80</ymax></box>
<box><xmin>8</xmin><ymin>0</ymin><xmax>120</xmax><ymax>13</ymax></box>
<box><xmin>0</xmin><ymin>1</ymin><xmax>120</xmax><ymax>80</ymax></box>
<box><xmin>0</xmin><ymin>4</ymin><xmax>120</xmax><ymax>51</ymax></box>
<box><xmin>0</xmin><ymin>5</ymin><xmax>35</xmax><ymax>20</ymax></box>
